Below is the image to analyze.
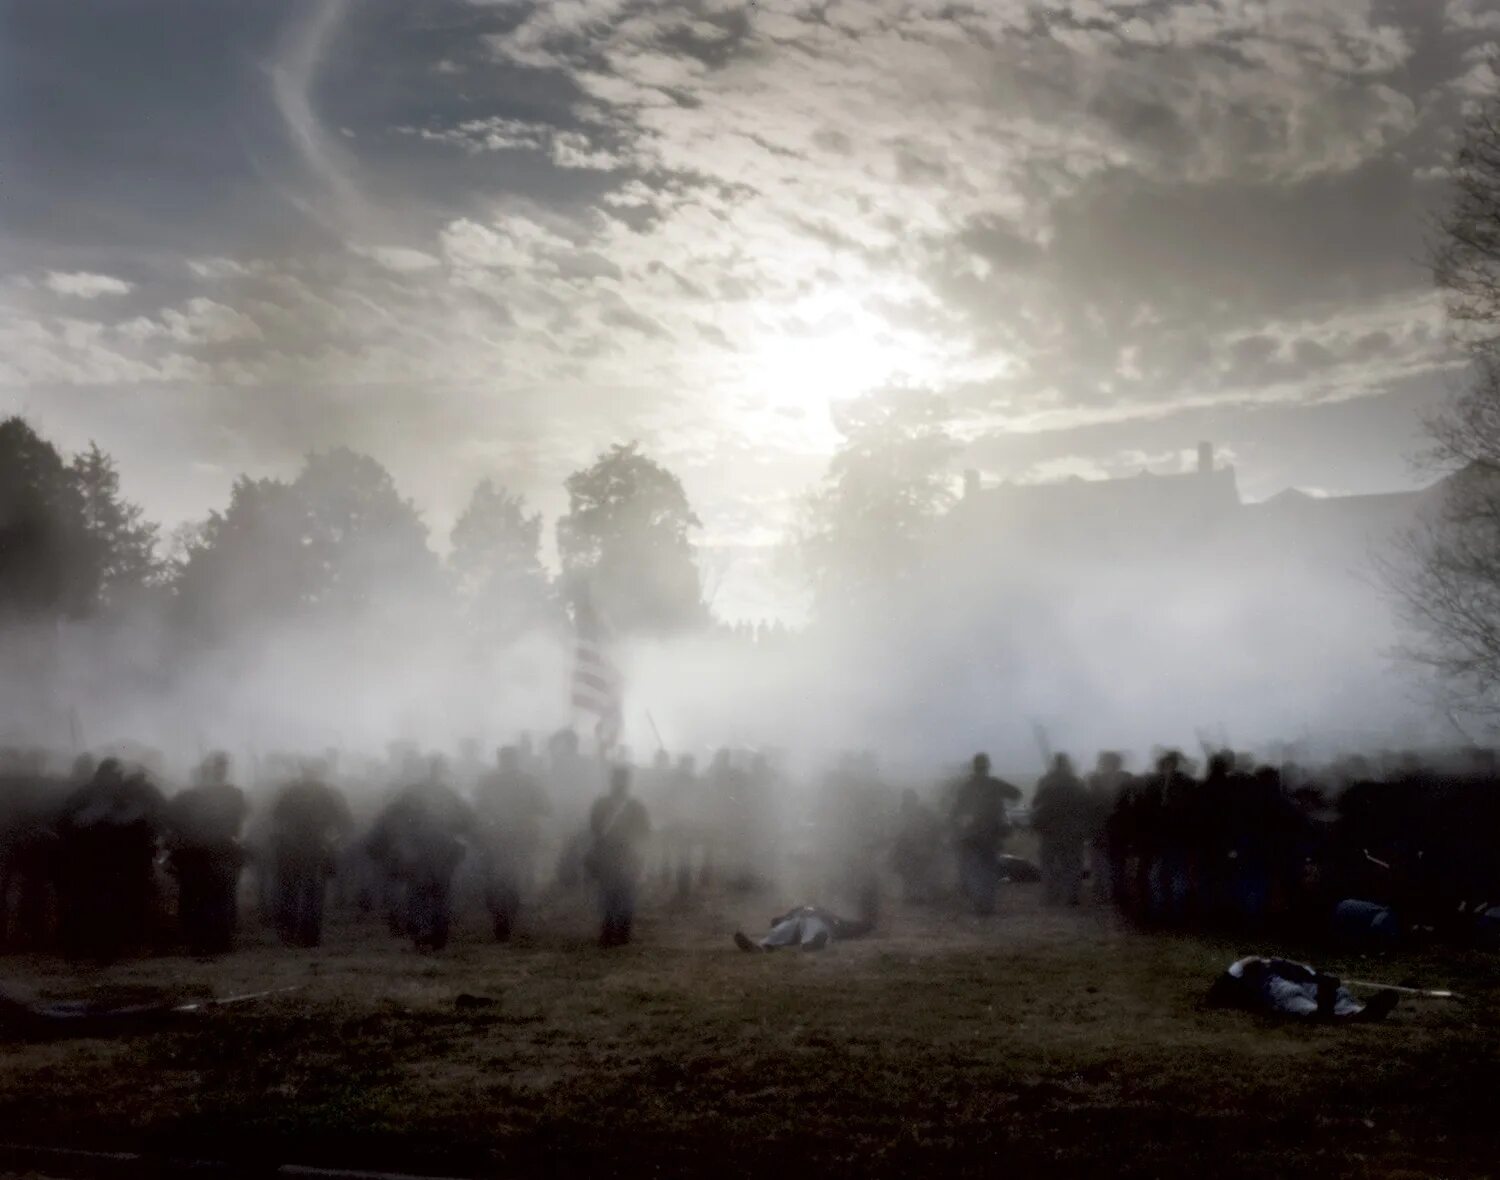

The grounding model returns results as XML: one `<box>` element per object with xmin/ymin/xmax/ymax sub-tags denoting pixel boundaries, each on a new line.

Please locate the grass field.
<box><xmin>1</xmin><ymin>882</ymin><xmax>1497</xmax><ymax>1179</ymax></box>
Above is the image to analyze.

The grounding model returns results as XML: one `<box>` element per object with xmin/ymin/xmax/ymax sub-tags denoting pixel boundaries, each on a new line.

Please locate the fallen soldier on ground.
<box><xmin>1206</xmin><ymin>956</ymin><xmax>1398</xmax><ymax>1022</ymax></box>
<box><xmin>734</xmin><ymin>904</ymin><xmax>875</xmax><ymax>952</ymax></box>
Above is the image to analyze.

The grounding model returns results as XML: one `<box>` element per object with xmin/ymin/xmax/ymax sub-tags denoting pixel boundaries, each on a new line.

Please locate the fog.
<box><xmin>0</xmin><ymin>464</ymin><xmax>1453</xmax><ymax>793</ymax></box>
<box><xmin>629</xmin><ymin>509</ymin><xmax>1444</xmax><ymax>781</ymax></box>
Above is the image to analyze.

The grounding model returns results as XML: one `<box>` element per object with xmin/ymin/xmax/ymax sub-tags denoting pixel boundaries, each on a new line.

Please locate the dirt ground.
<box><xmin>0</xmin><ymin>882</ymin><xmax>1497</xmax><ymax>1179</ymax></box>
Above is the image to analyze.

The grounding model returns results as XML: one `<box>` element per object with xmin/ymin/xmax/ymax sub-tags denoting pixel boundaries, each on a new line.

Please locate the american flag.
<box><xmin>571</xmin><ymin>600</ymin><xmax>623</xmax><ymax>752</ymax></box>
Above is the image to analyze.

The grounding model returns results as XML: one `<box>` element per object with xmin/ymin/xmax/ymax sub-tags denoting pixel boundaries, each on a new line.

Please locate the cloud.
<box><xmin>353</xmin><ymin>245</ymin><xmax>443</xmax><ymax>273</ymax></box>
<box><xmin>2</xmin><ymin>0</ymin><xmax>1492</xmax><ymax>618</ymax></box>
<box><xmin>43</xmin><ymin>271</ymin><xmax>134</xmax><ymax>299</ymax></box>
<box><xmin>265</xmin><ymin>0</ymin><xmax>375</xmax><ymax>236</ymax></box>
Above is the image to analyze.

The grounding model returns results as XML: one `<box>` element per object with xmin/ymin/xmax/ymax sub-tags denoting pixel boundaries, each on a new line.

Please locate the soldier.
<box><xmin>700</xmin><ymin>748</ymin><xmax>744</xmax><ymax>889</ymax></box>
<box><xmin>1032</xmin><ymin>753</ymin><xmax>1091</xmax><ymax>907</ymax></box>
<box><xmin>55</xmin><ymin>758</ymin><xmax>166</xmax><ymax>962</ymax></box>
<box><xmin>268</xmin><ymin>770</ymin><xmax>352</xmax><ymax>948</ymax></box>
<box><xmin>365</xmin><ymin>764</ymin><xmax>475</xmax><ymax>951</ymax></box>
<box><xmin>166</xmin><ymin>752</ymin><xmax>249</xmax><ymax>955</ymax></box>
<box><xmin>733</xmin><ymin>902</ymin><xmax>876</xmax><ymax>952</ymax></box>
<box><xmin>948</xmin><ymin>753</ymin><xmax>1021</xmax><ymax>916</ymax></box>
<box><xmin>658</xmin><ymin>753</ymin><xmax>700</xmax><ymax>901</ymax></box>
<box><xmin>822</xmin><ymin>751</ymin><xmax>890</xmax><ymax>918</ymax></box>
<box><xmin>587</xmin><ymin>765</ymin><xmax>651</xmax><ymax>947</ymax></box>
<box><xmin>734</xmin><ymin>752</ymin><xmax>779</xmax><ymax>891</ymax></box>
<box><xmin>474</xmin><ymin>745</ymin><xmax>551</xmax><ymax>941</ymax></box>
<box><xmin>890</xmin><ymin>788</ymin><xmax>943</xmax><ymax>903</ymax></box>
<box><xmin>1087</xmin><ymin>752</ymin><xmax>1128</xmax><ymax>903</ymax></box>
<box><xmin>0</xmin><ymin>752</ymin><xmax>68</xmax><ymax>951</ymax></box>
<box><xmin>1155</xmin><ymin>750</ymin><xmax>1200</xmax><ymax>923</ymax></box>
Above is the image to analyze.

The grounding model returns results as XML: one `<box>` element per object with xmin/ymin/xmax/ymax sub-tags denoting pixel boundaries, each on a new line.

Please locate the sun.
<box><xmin>726</xmin><ymin>288</ymin><xmax>950</xmax><ymax>452</ymax></box>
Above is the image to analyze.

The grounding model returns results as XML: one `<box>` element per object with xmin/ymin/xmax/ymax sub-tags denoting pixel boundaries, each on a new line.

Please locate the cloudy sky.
<box><xmin>2</xmin><ymin>0</ymin><xmax>1496</xmax><ymax>620</ymax></box>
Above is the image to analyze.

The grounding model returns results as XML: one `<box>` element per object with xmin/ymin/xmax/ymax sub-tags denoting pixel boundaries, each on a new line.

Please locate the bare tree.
<box><xmin>1395</xmin><ymin>75</ymin><xmax>1500</xmax><ymax>710</ymax></box>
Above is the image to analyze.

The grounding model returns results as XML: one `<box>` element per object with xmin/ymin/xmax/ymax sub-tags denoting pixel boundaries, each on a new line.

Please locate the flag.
<box><xmin>571</xmin><ymin>601</ymin><xmax>623</xmax><ymax>752</ymax></box>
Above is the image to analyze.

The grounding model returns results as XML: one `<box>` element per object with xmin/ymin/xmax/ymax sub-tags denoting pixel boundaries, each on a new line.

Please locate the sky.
<box><xmin>2</xmin><ymin>0</ymin><xmax>1496</xmax><ymax>622</ymax></box>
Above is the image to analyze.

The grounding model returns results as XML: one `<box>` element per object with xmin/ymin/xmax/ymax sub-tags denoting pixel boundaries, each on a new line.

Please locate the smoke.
<box><xmin>616</xmin><ymin>492</ymin><xmax>1450</xmax><ymax>782</ymax></box>
<box><xmin>0</xmin><ymin>454</ymin><xmax>1455</xmax><ymax>797</ymax></box>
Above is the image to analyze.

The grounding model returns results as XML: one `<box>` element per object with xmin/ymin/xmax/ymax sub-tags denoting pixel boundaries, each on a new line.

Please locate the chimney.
<box><xmin>1197</xmin><ymin>441</ymin><xmax>1213</xmax><ymax>476</ymax></box>
<box><xmin>962</xmin><ymin>468</ymin><xmax>981</xmax><ymax>499</ymax></box>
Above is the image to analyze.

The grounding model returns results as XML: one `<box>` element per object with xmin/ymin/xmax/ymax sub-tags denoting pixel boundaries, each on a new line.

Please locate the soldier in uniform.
<box><xmin>948</xmin><ymin>753</ymin><xmax>1021</xmax><ymax>916</ymax></box>
<box><xmin>474</xmin><ymin>745</ymin><xmax>550</xmax><ymax>941</ymax></box>
<box><xmin>701</xmin><ymin>749</ymin><xmax>744</xmax><ymax>889</ymax></box>
<box><xmin>365</xmin><ymin>762</ymin><xmax>475</xmax><ymax>951</ymax></box>
<box><xmin>0</xmin><ymin>752</ymin><xmax>68</xmax><ymax>951</ymax></box>
<box><xmin>269</xmin><ymin>769</ymin><xmax>353</xmax><ymax>948</ymax></box>
<box><xmin>166</xmin><ymin>752</ymin><xmax>249</xmax><ymax>955</ymax></box>
<box><xmin>587</xmin><ymin>765</ymin><xmax>651</xmax><ymax>947</ymax></box>
<box><xmin>1087</xmin><ymin>752</ymin><xmax>1128</xmax><ymax>903</ymax></box>
<box><xmin>55</xmin><ymin>758</ymin><xmax>166</xmax><ymax>961</ymax></box>
<box><xmin>1032</xmin><ymin>753</ymin><xmax>1091</xmax><ymax>907</ymax></box>
<box><xmin>658</xmin><ymin>753</ymin><xmax>700</xmax><ymax>901</ymax></box>
<box><xmin>890</xmin><ymin>788</ymin><xmax>943</xmax><ymax>903</ymax></box>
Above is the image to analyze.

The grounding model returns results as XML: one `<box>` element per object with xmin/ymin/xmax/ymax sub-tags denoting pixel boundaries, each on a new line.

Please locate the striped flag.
<box><xmin>571</xmin><ymin>600</ymin><xmax>623</xmax><ymax>752</ymax></box>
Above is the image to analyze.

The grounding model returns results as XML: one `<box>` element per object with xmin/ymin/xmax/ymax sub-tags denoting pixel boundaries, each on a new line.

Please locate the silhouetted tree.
<box><xmin>1395</xmin><ymin>77</ymin><xmax>1500</xmax><ymax>708</ymax></box>
<box><xmin>71</xmin><ymin>442</ymin><xmax>160</xmax><ymax>609</ymax></box>
<box><xmin>293</xmin><ymin>448</ymin><xmax>437</xmax><ymax>611</ymax></box>
<box><xmin>449</xmin><ymin>479</ymin><xmax>555</xmax><ymax>642</ymax></box>
<box><xmin>0</xmin><ymin>417</ymin><xmax>97</xmax><ymax>619</ymax></box>
<box><xmin>557</xmin><ymin>443</ymin><xmax>705</xmax><ymax>634</ymax></box>
<box><xmin>173</xmin><ymin>476</ymin><xmax>308</xmax><ymax>634</ymax></box>
<box><xmin>175</xmin><ymin>448</ymin><xmax>438</xmax><ymax>635</ymax></box>
<box><xmin>795</xmin><ymin>390</ymin><xmax>957</xmax><ymax>613</ymax></box>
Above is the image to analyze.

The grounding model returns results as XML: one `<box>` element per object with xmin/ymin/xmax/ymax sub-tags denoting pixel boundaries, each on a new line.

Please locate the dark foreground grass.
<box><xmin>1</xmin><ymin>887</ymin><xmax>1497</xmax><ymax>1178</ymax></box>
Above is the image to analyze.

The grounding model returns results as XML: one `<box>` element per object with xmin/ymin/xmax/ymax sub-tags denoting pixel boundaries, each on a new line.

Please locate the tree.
<box><xmin>795</xmin><ymin>389</ymin><xmax>957</xmax><ymax>613</ymax></box>
<box><xmin>173</xmin><ymin>475</ymin><xmax>308</xmax><ymax>633</ymax></box>
<box><xmin>1394</xmin><ymin>79</ymin><xmax>1500</xmax><ymax>708</ymax></box>
<box><xmin>291</xmin><ymin>447</ymin><xmax>438</xmax><ymax>612</ymax></box>
<box><xmin>0</xmin><ymin>417</ymin><xmax>97</xmax><ymax>619</ymax></box>
<box><xmin>70</xmin><ymin>442</ymin><xmax>160</xmax><ymax>609</ymax></box>
<box><xmin>174</xmin><ymin>448</ymin><xmax>438</xmax><ymax>635</ymax></box>
<box><xmin>557</xmin><ymin>443</ymin><xmax>705</xmax><ymax>634</ymax></box>
<box><xmin>449</xmin><ymin>479</ymin><xmax>555</xmax><ymax>642</ymax></box>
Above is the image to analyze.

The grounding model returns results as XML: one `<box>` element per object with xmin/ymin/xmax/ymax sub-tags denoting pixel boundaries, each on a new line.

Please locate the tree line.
<box><xmin>0</xmin><ymin>406</ymin><xmax>954</xmax><ymax>649</ymax></box>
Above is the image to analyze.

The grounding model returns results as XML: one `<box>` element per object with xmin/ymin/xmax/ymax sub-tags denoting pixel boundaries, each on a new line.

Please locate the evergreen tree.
<box><xmin>70</xmin><ymin>442</ymin><xmax>160</xmax><ymax>608</ymax></box>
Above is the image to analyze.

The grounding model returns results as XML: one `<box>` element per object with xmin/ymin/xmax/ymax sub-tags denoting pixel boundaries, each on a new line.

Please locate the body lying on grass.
<box><xmin>734</xmin><ymin>904</ymin><xmax>875</xmax><ymax>952</ymax></box>
<box><xmin>1206</xmin><ymin>956</ymin><xmax>1398</xmax><ymax>1022</ymax></box>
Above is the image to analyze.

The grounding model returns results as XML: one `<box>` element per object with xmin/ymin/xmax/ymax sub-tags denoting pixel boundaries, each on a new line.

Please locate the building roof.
<box><xmin>948</xmin><ymin>453</ymin><xmax>1436</xmax><ymax>563</ymax></box>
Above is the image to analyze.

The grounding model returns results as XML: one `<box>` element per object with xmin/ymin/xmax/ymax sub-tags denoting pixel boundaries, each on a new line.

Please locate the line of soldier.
<box><xmin>9</xmin><ymin>738</ymin><xmax>1496</xmax><ymax>960</ymax></box>
<box><xmin>0</xmin><ymin>742</ymin><xmax>662</xmax><ymax>959</ymax></box>
<box><xmin>0</xmin><ymin>732</ymin><xmax>799</xmax><ymax>959</ymax></box>
<box><xmin>889</xmin><ymin>751</ymin><xmax>1097</xmax><ymax>913</ymax></box>
<box><xmin>1099</xmin><ymin>747</ymin><xmax>1500</xmax><ymax>944</ymax></box>
<box><xmin>888</xmin><ymin>743</ymin><xmax>1500</xmax><ymax>947</ymax></box>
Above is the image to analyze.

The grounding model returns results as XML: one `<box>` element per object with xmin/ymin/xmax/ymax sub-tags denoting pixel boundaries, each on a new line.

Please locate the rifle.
<box><xmin>1344</xmin><ymin>979</ymin><xmax>1463</xmax><ymax>1001</ymax></box>
<box><xmin>170</xmin><ymin>986</ymin><xmax>303</xmax><ymax>1013</ymax></box>
<box><xmin>2</xmin><ymin>986</ymin><xmax>303</xmax><ymax>1040</ymax></box>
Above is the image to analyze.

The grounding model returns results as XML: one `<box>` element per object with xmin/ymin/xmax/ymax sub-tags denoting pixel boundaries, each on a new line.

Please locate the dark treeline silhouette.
<box><xmin>0</xmin><ymin>418</ymin><xmax>163</xmax><ymax>621</ymax></box>
<box><xmin>0</xmin><ymin>417</ymin><xmax>719</xmax><ymax>647</ymax></box>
